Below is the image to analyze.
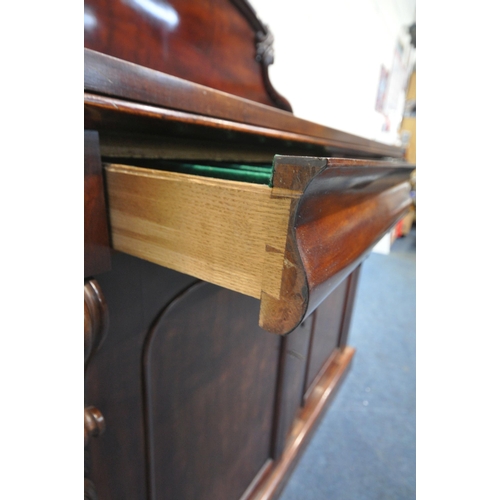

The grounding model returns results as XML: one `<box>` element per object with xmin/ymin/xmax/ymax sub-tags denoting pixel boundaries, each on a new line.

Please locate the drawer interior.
<box><xmin>107</xmin><ymin>159</ymin><xmax>275</xmax><ymax>185</ymax></box>
<box><xmin>105</xmin><ymin>163</ymin><xmax>292</xmax><ymax>302</ymax></box>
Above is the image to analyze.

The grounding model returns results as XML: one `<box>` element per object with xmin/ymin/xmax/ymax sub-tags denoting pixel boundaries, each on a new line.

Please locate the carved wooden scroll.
<box><xmin>259</xmin><ymin>155</ymin><xmax>413</xmax><ymax>334</ymax></box>
<box><xmin>230</xmin><ymin>0</ymin><xmax>293</xmax><ymax>111</ymax></box>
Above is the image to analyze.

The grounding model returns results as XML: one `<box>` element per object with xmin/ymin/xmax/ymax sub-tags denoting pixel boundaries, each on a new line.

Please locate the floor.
<box><xmin>277</xmin><ymin>228</ymin><xmax>416</xmax><ymax>500</ymax></box>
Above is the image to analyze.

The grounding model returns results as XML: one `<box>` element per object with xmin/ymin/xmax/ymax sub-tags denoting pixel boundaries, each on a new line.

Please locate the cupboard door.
<box><xmin>304</xmin><ymin>265</ymin><xmax>361</xmax><ymax>400</ymax></box>
<box><xmin>304</xmin><ymin>279</ymin><xmax>349</xmax><ymax>397</ymax></box>
<box><xmin>144</xmin><ymin>282</ymin><xmax>281</xmax><ymax>500</ymax></box>
<box><xmin>272</xmin><ymin>316</ymin><xmax>314</xmax><ymax>458</ymax></box>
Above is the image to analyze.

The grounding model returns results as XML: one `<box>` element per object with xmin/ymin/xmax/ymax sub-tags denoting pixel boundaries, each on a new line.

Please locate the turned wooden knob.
<box><xmin>84</xmin><ymin>478</ymin><xmax>98</xmax><ymax>500</ymax></box>
<box><xmin>84</xmin><ymin>280</ymin><xmax>109</xmax><ymax>366</ymax></box>
<box><xmin>84</xmin><ymin>406</ymin><xmax>105</xmax><ymax>447</ymax></box>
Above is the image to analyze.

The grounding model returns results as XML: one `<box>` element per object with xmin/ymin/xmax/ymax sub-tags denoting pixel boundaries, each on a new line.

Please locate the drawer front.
<box><xmin>105</xmin><ymin>155</ymin><xmax>413</xmax><ymax>335</ymax></box>
<box><xmin>144</xmin><ymin>283</ymin><xmax>280</xmax><ymax>500</ymax></box>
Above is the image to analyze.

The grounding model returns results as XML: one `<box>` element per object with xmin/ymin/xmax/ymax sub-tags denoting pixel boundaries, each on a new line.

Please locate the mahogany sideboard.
<box><xmin>84</xmin><ymin>1</ymin><xmax>414</xmax><ymax>499</ymax></box>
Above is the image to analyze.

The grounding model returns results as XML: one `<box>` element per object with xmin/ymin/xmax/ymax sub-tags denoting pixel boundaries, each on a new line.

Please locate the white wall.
<box><xmin>250</xmin><ymin>0</ymin><xmax>415</xmax><ymax>144</ymax></box>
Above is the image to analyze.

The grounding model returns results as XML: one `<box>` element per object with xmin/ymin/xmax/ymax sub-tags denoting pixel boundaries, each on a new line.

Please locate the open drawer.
<box><xmin>104</xmin><ymin>155</ymin><xmax>413</xmax><ymax>334</ymax></box>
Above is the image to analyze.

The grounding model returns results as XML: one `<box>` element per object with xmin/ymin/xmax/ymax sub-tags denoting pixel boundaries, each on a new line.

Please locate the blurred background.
<box><xmin>252</xmin><ymin>0</ymin><xmax>416</xmax><ymax>148</ymax></box>
<box><xmin>252</xmin><ymin>0</ymin><xmax>417</xmax><ymax>253</ymax></box>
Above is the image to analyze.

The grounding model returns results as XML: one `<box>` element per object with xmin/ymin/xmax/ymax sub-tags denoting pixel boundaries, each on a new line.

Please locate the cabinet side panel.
<box><xmin>84</xmin><ymin>130</ymin><xmax>111</xmax><ymax>277</ymax></box>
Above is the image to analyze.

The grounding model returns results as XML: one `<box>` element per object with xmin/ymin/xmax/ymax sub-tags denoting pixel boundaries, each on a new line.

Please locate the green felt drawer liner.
<box><xmin>154</xmin><ymin>162</ymin><xmax>274</xmax><ymax>186</ymax></box>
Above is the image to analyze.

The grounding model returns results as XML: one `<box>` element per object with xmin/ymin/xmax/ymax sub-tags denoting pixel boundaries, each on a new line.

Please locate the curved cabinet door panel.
<box><xmin>85</xmin><ymin>253</ymin><xmax>198</xmax><ymax>500</ymax></box>
<box><xmin>144</xmin><ymin>282</ymin><xmax>281</xmax><ymax>500</ymax></box>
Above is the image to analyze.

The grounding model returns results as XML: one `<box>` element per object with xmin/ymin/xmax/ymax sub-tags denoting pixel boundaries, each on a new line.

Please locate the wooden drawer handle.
<box><xmin>84</xmin><ymin>280</ymin><xmax>109</xmax><ymax>366</ymax></box>
<box><xmin>84</xmin><ymin>478</ymin><xmax>98</xmax><ymax>500</ymax></box>
<box><xmin>84</xmin><ymin>406</ymin><xmax>105</xmax><ymax>447</ymax></box>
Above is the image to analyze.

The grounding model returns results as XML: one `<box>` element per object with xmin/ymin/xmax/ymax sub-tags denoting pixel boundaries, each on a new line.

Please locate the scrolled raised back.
<box><xmin>84</xmin><ymin>0</ymin><xmax>292</xmax><ymax>110</ymax></box>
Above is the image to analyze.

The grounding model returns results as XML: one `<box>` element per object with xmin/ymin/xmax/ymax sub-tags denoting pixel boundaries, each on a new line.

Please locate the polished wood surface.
<box><xmin>84</xmin><ymin>279</ymin><xmax>109</xmax><ymax>367</ymax></box>
<box><xmin>272</xmin><ymin>316</ymin><xmax>313</xmax><ymax>458</ymax></box>
<box><xmin>85</xmin><ymin>254</ymin><xmax>198</xmax><ymax>499</ymax></box>
<box><xmin>337</xmin><ymin>265</ymin><xmax>361</xmax><ymax>350</ymax></box>
<box><xmin>84</xmin><ymin>131</ymin><xmax>111</xmax><ymax>278</ymax></box>
<box><xmin>84</xmin><ymin>279</ymin><xmax>109</xmax><ymax>500</ymax></box>
<box><xmin>84</xmin><ymin>1</ymin><xmax>415</xmax><ymax>497</ymax></box>
<box><xmin>84</xmin><ymin>406</ymin><xmax>106</xmax><ymax>447</ymax></box>
<box><xmin>85</xmin><ymin>93</ymin><xmax>386</xmax><ymax>164</ymax></box>
<box><xmin>84</xmin><ymin>50</ymin><xmax>404</xmax><ymax>159</ymax></box>
<box><xmin>304</xmin><ymin>279</ymin><xmax>348</xmax><ymax>397</ymax></box>
<box><xmin>144</xmin><ymin>282</ymin><xmax>280</xmax><ymax>500</ymax></box>
<box><xmin>294</xmin><ymin>156</ymin><xmax>413</xmax><ymax>317</ymax></box>
<box><xmin>261</xmin><ymin>155</ymin><xmax>413</xmax><ymax>333</ymax></box>
<box><xmin>85</xmin><ymin>251</ymin><xmax>356</xmax><ymax>500</ymax></box>
<box><xmin>84</xmin><ymin>0</ymin><xmax>291</xmax><ymax>110</ymax></box>
<box><xmin>84</xmin><ymin>478</ymin><xmax>98</xmax><ymax>500</ymax></box>
<box><xmin>248</xmin><ymin>346</ymin><xmax>355</xmax><ymax>500</ymax></box>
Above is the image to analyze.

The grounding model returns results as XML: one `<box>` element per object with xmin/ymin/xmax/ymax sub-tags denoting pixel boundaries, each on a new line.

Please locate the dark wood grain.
<box><xmin>260</xmin><ymin>155</ymin><xmax>414</xmax><ymax>334</ymax></box>
<box><xmin>304</xmin><ymin>278</ymin><xmax>349</xmax><ymax>398</ymax></box>
<box><xmin>84</xmin><ymin>0</ymin><xmax>290</xmax><ymax>110</ymax></box>
<box><xmin>84</xmin><ymin>478</ymin><xmax>98</xmax><ymax>500</ymax></box>
<box><xmin>84</xmin><ymin>406</ymin><xmax>106</xmax><ymax>447</ymax></box>
<box><xmin>83</xmin><ymin>3</ymin><xmax>415</xmax><ymax>498</ymax></box>
<box><xmin>84</xmin><ymin>94</ymin><xmax>377</xmax><ymax>163</ymax></box>
<box><xmin>143</xmin><ymin>282</ymin><xmax>280</xmax><ymax>500</ymax></box>
<box><xmin>246</xmin><ymin>346</ymin><xmax>355</xmax><ymax>500</ymax></box>
<box><xmin>338</xmin><ymin>265</ymin><xmax>361</xmax><ymax>349</ymax></box>
<box><xmin>84</xmin><ymin>279</ymin><xmax>109</xmax><ymax>368</ymax></box>
<box><xmin>84</xmin><ymin>279</ymin><xmax>109</xmax><ymax>500</ymax></box>
<box><xmin>271</xmin><ymin>315</ymin><xmax>314</xmax><ymax>459</ymax></box>
<box><xmin>84</xmin><ymin>50</ymin><xmax>405</xmax><ymax>159</ymax></box>
<box><xmin>84</xmin><ymin>130</ymin><xmax>111</xmax><ymax>278</ymax></box>
<box><xmin>85</xmin><ymin>252</ymin><xmax>358</xmax><ymax>500</ymax></box>
<box><xmin>85</xmin><ymin>253</ymin><xmax>198</xmax><ymax>500</ymax></box>
<box><xmin>296</xmin><ymin>157</ymin><xmax>413</xmax><ymax>317</ymax></box>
